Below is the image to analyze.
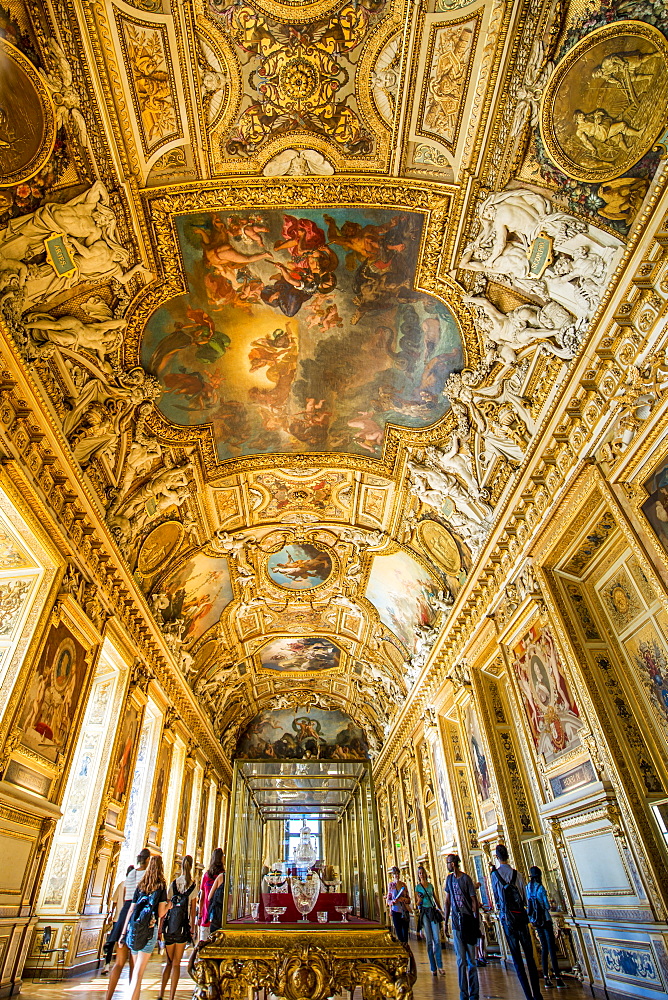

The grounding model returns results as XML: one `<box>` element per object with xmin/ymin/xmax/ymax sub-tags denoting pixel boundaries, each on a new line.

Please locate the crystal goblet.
<box><xmin>335</xmin><ymin>905</ymin><xmax>353</xmax><ymax>922</ymax></box>
<box><xmin>265</xmin><ymin>905</ymin><xmax>286</xmax><ymax>924</ymax></box>
<box><xmin>290</xmin><ymin>875</ymin><xmax>320</xmax><ymax>922</ymax></box>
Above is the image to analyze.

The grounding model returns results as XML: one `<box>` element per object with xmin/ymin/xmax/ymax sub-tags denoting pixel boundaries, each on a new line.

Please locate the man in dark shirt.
<box><xmin>491</xmin><ymin>843</ymin><xmax>543</xmax><ymax>1000</ymax></box>
<box><xmin>444</xmin><ymin>854</ymin><xmax>480</xmax><ymax>1000</ymax></box>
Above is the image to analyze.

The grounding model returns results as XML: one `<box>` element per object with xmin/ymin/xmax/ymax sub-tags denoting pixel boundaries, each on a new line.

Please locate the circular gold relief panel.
<box><xmin>0</xmin><ymin>39</ymin><xmax>56</xmax><ymax>188</ymax></box>
<box><xmin>540</xmin><ymin>21</ymin><xmax>668</xmax><ymax>183</ymax></box>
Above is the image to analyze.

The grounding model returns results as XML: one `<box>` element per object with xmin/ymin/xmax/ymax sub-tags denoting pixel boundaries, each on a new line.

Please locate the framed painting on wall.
<box><xmin>511</xmin><ymin>623</ymin><xmax>583</xmax><ymax>764</ymax></box>
<box><xmin>148</xmin><ymin>737</ymin><xmax>172</xmax><ymax>843</ymax></box>
<box><xmin>465</xmin><ymin>703</ymin><xmax>492</xmax><ymax>803</ymax></box>
<box><xmin>16</xmin><ymin>613</ymin><xmax>96</xmax><ymax>765</ymax></box>
<box><xmin>641</xmin><ymin>455</ymin><xmax>668</xmax><ymax>560</ymax></box>
<box><xmin>108</xmin><ymin>702</ymin><xmax>141</xmax><ymax>805</ymax></box>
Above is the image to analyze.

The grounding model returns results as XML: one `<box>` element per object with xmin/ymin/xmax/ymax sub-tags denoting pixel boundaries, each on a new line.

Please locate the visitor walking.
<box><xmin>386</xmin><ymin>866</ymin><xmax>411</xmax><ymax>944</ymax></box>
<box><xmin>197</xmin><ymin>848</ymin><xmax>225</xmax><ymax>942</ymax></box>
<box><xmin>526</xmin><ymin>866</ymin><xmax>566</xmax><ymax>988</ymax></box>
<box><xmin>491</xmin><ymin>844</ymin><xmax>543</xmax><ymax>1000</ymax></box>
<box><xmin>414</xmin><ymin>865</ymin><xmax>445</xmax><ymax>976</ymax></box>
<box><xmin>159</xmin><ymin>854</ymin><xmax>197</xmax><ymax>1000</ymax></box>
<box><xmin>122</xmin><ymin>854</ymin><xmax>170</xmax><ymax>1000</ymax></box>
<box><xmin>101</xmin><ymin>865</ymin><xmax>134</xmax><ymax>975</ymax></box>
<box><xmin>444</xmin><ymin>853</ymin><xmax>480</xmax><ymax>1000</ymax></box>
<box><xmin>103</xmin><ymin>848</ymin><xmax>150</xmax><ymax>1000</ymax></box>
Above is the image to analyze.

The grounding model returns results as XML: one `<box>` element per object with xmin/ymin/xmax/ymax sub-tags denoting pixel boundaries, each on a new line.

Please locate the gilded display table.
<box><xmin>190</xmin><ymin>925</ymin><xmax>415</xmax><ymax>1000</ymax></box>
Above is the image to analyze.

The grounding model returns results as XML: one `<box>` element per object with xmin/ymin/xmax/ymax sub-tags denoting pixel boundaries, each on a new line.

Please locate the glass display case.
<box><xmin>223</xmin><ymin>759</ymin><xmax>384</xmax><ymax>927</ymax></box>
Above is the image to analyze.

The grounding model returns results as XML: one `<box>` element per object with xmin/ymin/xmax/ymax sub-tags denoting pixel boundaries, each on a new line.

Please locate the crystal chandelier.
<box><xmin>292</xmin><ymin>821</ymin><xmax>318</xmax><ymax>868</ymax></box>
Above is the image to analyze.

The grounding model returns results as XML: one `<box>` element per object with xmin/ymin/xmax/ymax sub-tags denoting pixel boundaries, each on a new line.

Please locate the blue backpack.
<box><xmin>126</xmin><ymin>893</ymin><xmax>155</xmax><ymax>951</ymax></box>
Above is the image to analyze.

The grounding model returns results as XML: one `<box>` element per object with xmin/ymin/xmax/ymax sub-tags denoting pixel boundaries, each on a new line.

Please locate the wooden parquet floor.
<box><xmin>20</xmin><ymin>938</ymin><xmax>591</xmax><ymax>1000</ymax></box>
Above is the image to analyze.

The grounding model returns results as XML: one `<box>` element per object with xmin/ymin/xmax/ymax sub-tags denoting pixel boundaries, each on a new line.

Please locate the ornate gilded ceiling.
<box><xmin>1</xmin><ymin>0</ymin><xmax>667</xmax><ymax>757</ymax></box>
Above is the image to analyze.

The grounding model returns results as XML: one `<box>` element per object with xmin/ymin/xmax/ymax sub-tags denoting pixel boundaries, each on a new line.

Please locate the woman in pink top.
<box><xmin>197</xmin><ymin>848</ymin><xmax>225</xmax><ymax>941</ymax></box>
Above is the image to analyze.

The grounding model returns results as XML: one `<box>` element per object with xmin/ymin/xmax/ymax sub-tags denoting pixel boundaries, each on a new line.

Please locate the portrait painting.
<box><xmin>110</xmin><ymin>703</ymin><xmax>140</xmax><ymax>803</ymax></box>
<box><xmin>178</xmin><ymin>766</ymin><xmax>194</xmax><ymax>840</ymax></box>
<box><xmin>196</xmin><ymin>780</ymin><xmax>209</xmax><ymax>848</ymax></box>
<box><xmin>512</xmin><ymin>624</ymin><xmax>583</xmax><ymax>762</ymax></box>
<box><xmin>430</xmin><ymin>737</ymin><xmax>454</xmax><ymax>845</ymax></box>
<box><xmin>18</xmin><ymin>620</ymin><xmax>89</xmax><ymax>763</ymax></box>
<box><xmin>624</xmin><ymin>618</ymin><xmax>668</xmax><ymax>728</ymax></box>
<box><xmin>411</xmin><ymin>768</ymin><xmax>425</xmax><ymax>838</ymax></box>
<box><xmin>465</xmin><ymin>704</ymin><xmax>491</xmax><ymax>802</ymax></box>
<box><xmin>541</xmin><ymin>22</ymin><xmax>668</xmax><ymax>183</ymax></box>
<box><xmin>159</xmin><ymin>550</ymin><xmax>232</xmax><ymax>642</ymax></box>
<box><xmin>141</xmin><ymin>208</ymin><xmax>463</xmax><ymax>460</ymax></box>
<box><xmin>266</xmin><ymin>542</ymin><xmax>333</xmax><ymax>590</ymax></box>
<box><xmin>258</xmin><ymin>635</ymin><xmax>342</xmax><ymax>673</ymax></box>
<box><xmin>420</xmin><ymin>17</ymin><xmax>479</xmax><ymax>149</ymax></box>
<box><xmin>150</xmin><ymin>739</ymin><xmax>172</xmax><ymax>828</ymax></box>
<box><xmin>641</xmin><ymin>455</ymin><xmax>668</xmax><ymax>560</ymax></box>
<box><xmin>236</xmin><ymin>707</ymin><xmax>369</xmax><ymax>760</ymax></box>
<box><xmin>365</xmin><ymin>549</ymin><xmax>439</xmax><ymax>651</ymax></box>
<box><xmin>0</xmin><ymin>38</ymin><xmax>56</xmax><ymax>188</ymax></box>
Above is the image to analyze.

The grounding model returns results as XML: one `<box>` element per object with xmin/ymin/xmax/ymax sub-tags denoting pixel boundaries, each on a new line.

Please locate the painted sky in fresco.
<box><xmin>258</xmin><ymin>636</ymin><xmax>341</xmax><ymax>672</ymax></box>
<box><xmin>365</xmin><ymin>549</ymin><xmax>440</xmax><ymax>652</ymax></box>
<box><xmin>160</xmin><ymin>551</ymin><xmax>232</xmax><ymax>642</ymax></box>
<box><xmin>141</xmin><ymin>209</ymin><xmax>463</xmax><ymax>460</ymax></box>
<box><xmin>267</xmin><ymin>542</ymin><xmax>333</xmax><ymax>590</ymax></box>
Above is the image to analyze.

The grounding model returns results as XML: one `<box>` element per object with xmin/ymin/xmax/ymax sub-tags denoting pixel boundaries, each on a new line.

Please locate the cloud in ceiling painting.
<box><xmin>365</xmin><ymin>549</ymin><xmax>440</xmax><ymax>652</ymax></box>
<box><xmin>141</xmin><ymin>208</ymin><xmax>463</xmax><ymax>461</ymax></box>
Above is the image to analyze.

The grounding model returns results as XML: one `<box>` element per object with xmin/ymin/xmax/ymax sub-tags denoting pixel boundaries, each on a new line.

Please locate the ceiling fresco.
<box><xmin>1</xmin><ymin>0</ymin><xmax>666</xmax><ymax>756</ymax></box>
<box><xmin>257</xmin><ymin>635</ymin><xmax>343</xmax><ymax>673</ymax></box>
<box><xmin>141</xmin><ymin>207</ymin><xmax>463</xmax><ymax>459</ymax></box>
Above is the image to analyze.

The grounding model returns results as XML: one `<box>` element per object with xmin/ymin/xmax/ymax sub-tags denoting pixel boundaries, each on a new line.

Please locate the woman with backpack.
<box><xmin>197</xmin><ymin>848</ymin><xmax>225</xmax><ymax>942</ymax></box>
<box><xmin>414</xmin><ymin>865</ymin><xmax>445</xmax><ymax>976</ymax></box>
<box><xmin>526</xmin><ymin>866</ymin><xmax>565</xmax><ymax>989</ymax></box>
<box><xmin>158</xmin><ymin>854</ymin><xmax>197</xmax><ymax>1000</ymax></box>
<box><xmin>121</xmin><ymin>855</ymin><xmax>170</xmax><ymax>1000</ymax></box>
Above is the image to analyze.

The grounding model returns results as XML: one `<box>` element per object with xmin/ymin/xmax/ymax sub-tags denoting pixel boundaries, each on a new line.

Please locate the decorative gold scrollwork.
<box><xmin>190</xmin><ymin>929</ymin><xmax>415</xmax><ymax>1000</ymax></box>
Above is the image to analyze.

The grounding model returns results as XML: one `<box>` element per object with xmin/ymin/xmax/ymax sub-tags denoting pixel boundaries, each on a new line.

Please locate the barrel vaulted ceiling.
<box><xmin>1</xmin><ymin>0</ymin><xmax>666</xmax><ymax>755</ymax></box>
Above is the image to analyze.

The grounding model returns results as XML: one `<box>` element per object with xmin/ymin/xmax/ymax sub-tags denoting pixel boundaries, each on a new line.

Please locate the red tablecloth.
<box><xmin>260</xmin><ymin>891</ymin><xmax>348</xmax><ymax>922</ymax></box>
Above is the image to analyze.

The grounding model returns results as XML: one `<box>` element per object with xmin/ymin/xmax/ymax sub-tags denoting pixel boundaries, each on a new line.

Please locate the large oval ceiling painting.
<box><xmin>142</xmin><ymin>209</ymin><xmax>463</xmax><ymax>460</ymax></box>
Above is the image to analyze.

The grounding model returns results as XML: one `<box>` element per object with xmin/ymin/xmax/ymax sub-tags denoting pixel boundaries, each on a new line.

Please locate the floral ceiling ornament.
<box><xmin>215</xmin><ymin>0</ymin><xmax>386</xmax><ymax>158</ymax></box>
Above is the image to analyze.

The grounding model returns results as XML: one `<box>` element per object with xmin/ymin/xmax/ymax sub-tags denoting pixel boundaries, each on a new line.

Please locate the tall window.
<box><xmin>284</xmin><ymin>817</ymin><xmax>321</xmax><ymax>865</ymax></box>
